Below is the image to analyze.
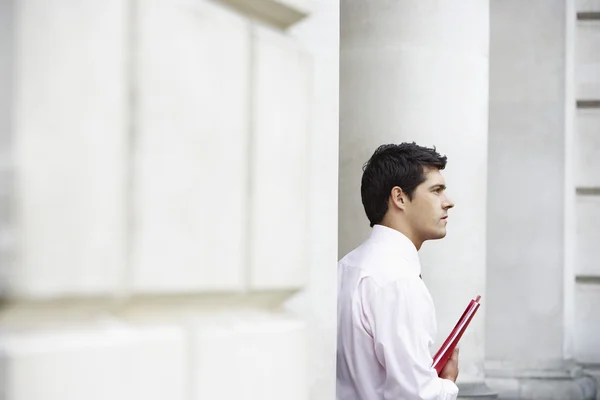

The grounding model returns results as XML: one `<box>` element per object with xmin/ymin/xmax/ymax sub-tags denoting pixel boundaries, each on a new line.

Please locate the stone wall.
<box><xmin>0</xmin><ymin>1</ymin><xmax>339</xmax><ymax>399</ymax></box>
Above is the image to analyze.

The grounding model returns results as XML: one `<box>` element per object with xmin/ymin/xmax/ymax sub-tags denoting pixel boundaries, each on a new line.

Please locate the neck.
<box><xmin>379</xmin><ymin>218</ymin><xmax>423</xmax><ymax>250</ymax></box>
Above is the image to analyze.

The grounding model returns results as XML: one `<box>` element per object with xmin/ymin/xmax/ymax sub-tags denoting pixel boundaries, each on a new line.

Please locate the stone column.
<box><xmin>340</xmin><ymin>1</ymin><xmax>493</xmax><ymax>397</ymax></box>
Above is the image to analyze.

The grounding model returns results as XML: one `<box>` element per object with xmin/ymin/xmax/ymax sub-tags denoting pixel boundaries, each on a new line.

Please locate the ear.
<box><xmin>390</xmin><ymin>186</ymin><xmax>407</xmax><ymax>211</ymax></box>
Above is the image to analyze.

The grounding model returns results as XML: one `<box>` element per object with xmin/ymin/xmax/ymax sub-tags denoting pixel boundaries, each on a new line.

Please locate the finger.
<box><xmin>451</xmin><ymin>348</ymin><xmax>459</xmax><ymax>360</ymax></box>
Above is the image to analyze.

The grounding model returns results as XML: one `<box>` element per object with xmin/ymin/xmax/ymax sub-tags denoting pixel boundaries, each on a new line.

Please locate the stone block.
<box><xmin>131</xmin><ymin>0</ymin><xmax>250</xmax><ymax>292</ymax></box>
<box><xmin>11</xmin><ymin>0</ymin><xmax>127</xmax><ymax>297</ymax></box>
<box><xmin>577</xmin><ymin>0</ymin><xmax>600</xmax><ymax>12</ymax></box>
<box><xmin>575</xmin><ymin>282</ymin><xmax>600</xmax><ymax>363</ymax></box>
<box><xmin>575</xmin><ymin>194</ymin><xmax>600</xmax><ymax>276</ymax></box>
<box><xmin>486</xmin><ymin>373</ymin><xmax>596</xmax><ymax>400</ymax></box>
<box><xmin>248</xmin><ymin>25</ymin><xmax>311</xmax><ymax>290</ymax></box>
<box><xmin>575</xmin><ymin>109</ymin><xmax>600</xmax><ymax>188</ymax></box>
<box><xmin>191</xmin><ymin>314</ymin><xmax>307</xmax><ymax>400</ymax></box>
<box><xmin>576</xmin><ymin>21</ymin><xmax>600</xmax><ymax>100</ymax></box>
<box><xmin>0</xmin><ymin>324</ymin><xmax>186</xmax><ymax>400</ymax></box>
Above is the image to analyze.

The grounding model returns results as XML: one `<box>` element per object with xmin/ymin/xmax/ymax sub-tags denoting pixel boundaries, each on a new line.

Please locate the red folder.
<box><xmin>432</xmin><ymin>295</ymin><xmax>481</xmax><ymax>375</ymax></box>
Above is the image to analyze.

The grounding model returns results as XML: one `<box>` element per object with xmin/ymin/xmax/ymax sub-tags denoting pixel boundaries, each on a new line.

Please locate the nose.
<box><xmin>443</xmin><ymin>195</ymin><xmax>455</xmax><ymax>210</ymax></box>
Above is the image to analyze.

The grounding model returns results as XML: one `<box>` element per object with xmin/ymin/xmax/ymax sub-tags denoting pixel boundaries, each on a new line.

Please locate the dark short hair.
<box><xmin>361</xmin><ymin>142</ymin><xmax>447</xmax><ymax>227</ymax></box>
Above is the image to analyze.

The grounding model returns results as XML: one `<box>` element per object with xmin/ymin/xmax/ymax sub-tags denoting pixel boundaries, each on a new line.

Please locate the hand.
<box><xmin>440</xmin><ymin>347</ymin><xmax>459</xmax><ymax>382</ymax></box>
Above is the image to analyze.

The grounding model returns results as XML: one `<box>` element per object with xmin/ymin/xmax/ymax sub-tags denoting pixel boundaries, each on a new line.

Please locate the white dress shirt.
<box><xmin>337</xmin><ymin>224</ymin><xmax>458</xmax><ymax>400</ymax></box>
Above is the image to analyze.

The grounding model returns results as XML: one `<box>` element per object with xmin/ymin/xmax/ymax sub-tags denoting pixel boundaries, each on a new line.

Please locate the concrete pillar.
<box><xmin>340</xmin><ymin>1</ymin><xmax>493</xmax><ymax>397</ymax></box>
<box><xmin>485</xmin><ymin>0</ymin><xmax>597</xmax><ymax>398</ymax></box>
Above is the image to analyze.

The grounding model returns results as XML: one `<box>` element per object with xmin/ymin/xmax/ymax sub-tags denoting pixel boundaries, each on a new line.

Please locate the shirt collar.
<box><xmin>368</xmin><ymin>224</ymin><xmax>421</xmax><ymax>276</ymax></box>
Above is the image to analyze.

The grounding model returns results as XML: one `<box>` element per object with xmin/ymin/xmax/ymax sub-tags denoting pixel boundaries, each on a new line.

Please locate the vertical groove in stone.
<box><xmin>0</xmin><ymin>0</ymin><xmax>15</xmax><ymax>297</ymax></box>
<box><xmin>244</xmin><ymin>22</ymin><xmax>256</xmax><ymax>293</ymax></box>
<box><xmin>122</xmin><ymin>0</ymin><xmax>138</xmax><ymax>299</ymax></box>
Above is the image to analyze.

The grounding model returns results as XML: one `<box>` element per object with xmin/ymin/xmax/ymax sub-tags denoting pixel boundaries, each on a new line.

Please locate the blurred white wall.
<box><xmin>0</xmin><ymin>0</ymin><xmax>339</xmax><ymax>399</ymax></box>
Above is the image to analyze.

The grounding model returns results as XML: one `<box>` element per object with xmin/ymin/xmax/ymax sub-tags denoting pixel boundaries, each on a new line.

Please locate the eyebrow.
<box><xmin>429</xmin><ymin>184</ymin><xmax>446</xmax><ymax>191</ymax></box>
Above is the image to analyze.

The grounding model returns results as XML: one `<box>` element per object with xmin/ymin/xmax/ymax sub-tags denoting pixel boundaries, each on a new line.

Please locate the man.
<box><xmin>337</xmin><ymin>143</ymin><xmax>459</xmax><ymax>400</ymax></box>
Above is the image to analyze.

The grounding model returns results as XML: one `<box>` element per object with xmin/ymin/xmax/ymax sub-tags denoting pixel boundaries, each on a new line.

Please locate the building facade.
<box><xmin>1</xmin><ymin>1</ymin><xmax>599</xmax><ymax>399</ymax></box>
<box><xmin>340</xmin><ymin>1</ymin><xmax>600</xmax><ymax>399</ymax></box>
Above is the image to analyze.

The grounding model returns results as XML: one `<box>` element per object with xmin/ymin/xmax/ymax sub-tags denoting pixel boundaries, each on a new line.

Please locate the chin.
<box><xmin>431</xmin><ymin>230</ymin><xmax>447</xmax><ymax>240</ymax></box>
<box><xmin>422</xmin><ymin>229</ymin><xmax>447</xmax><ymax>242</ymax></box>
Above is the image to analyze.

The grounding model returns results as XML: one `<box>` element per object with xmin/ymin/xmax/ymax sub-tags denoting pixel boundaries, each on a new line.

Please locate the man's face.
<box><xmin>404</xmin><ymin>167</ymin><xmax>455</xmax><ymax>243</ymax></box>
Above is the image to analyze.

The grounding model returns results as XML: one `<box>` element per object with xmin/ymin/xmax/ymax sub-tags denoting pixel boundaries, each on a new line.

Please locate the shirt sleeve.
<box><xmin>362</xmin><ymin>276</ymin><xmax>459</xmax><ymax>400</ymax></box>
